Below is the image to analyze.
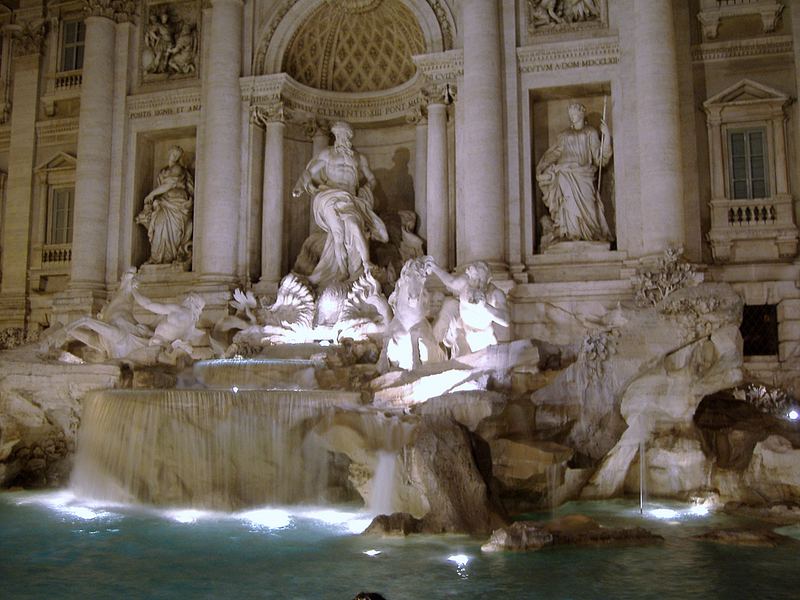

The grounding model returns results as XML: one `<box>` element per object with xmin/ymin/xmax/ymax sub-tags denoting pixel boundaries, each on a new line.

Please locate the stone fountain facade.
<box><xmin>1</xmin><ymin>0</ymin><xmax>800</xmax><ymax>531</ymax></box>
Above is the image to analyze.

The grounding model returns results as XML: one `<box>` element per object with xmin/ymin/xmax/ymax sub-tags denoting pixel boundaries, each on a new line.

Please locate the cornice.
<box><xmin>691</xmin><ymin>35</ymin><xmax>792</xmax><ymax>62</ymax></box>
<box><xmin>517</xmin><ymin>37</ymin><xmax>619</xmax><ymax>74</ymax></box>
<box><xmin>241</xmin><ymin>73</ymin><xmax>425</xmax><ymax>124</ymax></box>
<box><xmin>36</xmin><ymin>117</ymin><xmax>79</xmax><ymax>146</ymax></box>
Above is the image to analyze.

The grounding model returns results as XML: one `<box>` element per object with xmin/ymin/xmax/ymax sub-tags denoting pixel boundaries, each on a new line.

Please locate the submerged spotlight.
<box><xmin>649</xmin><ymin>508</ymin><xmax>679</xmax><ymax>520</ymax></box>
<box><xmin>788</xmin><ymin>409</ymin><xmax>799</xmax><ymax>421</ymax></box>
<box><xmin>232</xmin><ymin>386</ymin><xmax>239</xmax><ymax>393</ymax></box>
<box><xmin>363</xmin><ymin>549</ymin><xmax>381</xmax><ymax>557</ymax></box>
<box><xmin>447</xmin><ymin>554</ymin><xmax>470</xmax><ymax>567</ymax></box>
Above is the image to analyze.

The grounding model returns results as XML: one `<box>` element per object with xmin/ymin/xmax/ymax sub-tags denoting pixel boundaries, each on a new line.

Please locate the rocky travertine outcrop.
<box><xmin>692</xmin><ymin>529</ymin><xmax>794</xmax><ymax>547</ymax></box>
<box><xmin>0</xmin><ymin>348</ymin><xmax>120</xmax><ymax>487</ymax></box>
<box><xmin>481</xmin><ymin>515</ymin><xmax>662</xmax><ymax>552</ymax></box>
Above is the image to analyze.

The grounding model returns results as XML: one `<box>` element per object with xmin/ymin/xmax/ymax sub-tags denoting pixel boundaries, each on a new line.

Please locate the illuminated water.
<box><xmin>2</xmin><ymin>493</ymin><xmax>799</xmax><ymax>599</ymax></box>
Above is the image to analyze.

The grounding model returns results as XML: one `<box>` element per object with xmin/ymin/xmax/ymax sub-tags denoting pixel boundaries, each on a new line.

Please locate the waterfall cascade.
<box><xmin>71</xmin><ymin>386</ymin><xmax>362</xmax><ymax>510</ymax></box>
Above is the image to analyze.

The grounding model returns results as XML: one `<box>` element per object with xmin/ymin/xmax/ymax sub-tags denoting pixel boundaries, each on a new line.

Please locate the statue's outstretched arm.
<box><xmin>292</xmin><ymin>159</ymin><xmax>321</xmax><ymax>196</ymax></box>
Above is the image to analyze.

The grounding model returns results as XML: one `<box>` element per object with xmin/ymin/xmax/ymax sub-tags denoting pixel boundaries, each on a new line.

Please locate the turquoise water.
<box><xmin>2</xmin><ymin>492</ymin><xmax>799</xmax><ymax>599</ymax></box>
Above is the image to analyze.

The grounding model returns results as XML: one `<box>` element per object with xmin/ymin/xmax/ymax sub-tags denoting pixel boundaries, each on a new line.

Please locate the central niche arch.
<box><xmin>256</xmin><ymin>0</ymin><xmax>454</xmax><ymax>81</ymax></box>
<box><xmin>283</xmin><ymin>0</ymin><xmax>425</xmax><ymax>93</ymax></box>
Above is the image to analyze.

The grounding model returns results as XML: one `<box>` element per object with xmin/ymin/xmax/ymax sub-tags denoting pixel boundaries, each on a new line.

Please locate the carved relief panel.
<box><xmin>141</xmin><ymin>0</ymin><xmax>200</xmax><ymax>83</ymax></box>
<box><xmin>526</xmin><ymin>0</ymin><xmax>607</xmax><ymax>36</ymax></box>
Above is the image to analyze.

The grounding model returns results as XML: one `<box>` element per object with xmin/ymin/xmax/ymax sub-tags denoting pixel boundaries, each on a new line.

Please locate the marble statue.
<box><xmin>535</xmin><ymin>102</ymin><xmax>612</xmax><ymax>246</ymax></box>
<box><xmin>167</xmin><ymin>22</ymin><xmax>197</xmax><ymax>74</ymax></box>
<box><xmin>380</xmin><ymin>257</ymin><xmax>444</xmax><ymax>371</ymax></box>
<box><xmin>136</xmin><ymin>145</ymin><xmax>194</xmax><ymax>266</ymax></box>
<box><xmin>39</xmin><ymin>268</ymin><xmax>152</xmax><ymax>361</ymax></box>
<box><xmin>529</xmin><ymin>0</ymin><xmax>601</xmax><ymax>28</ymax></box>
<box><xmin>144</xmin><ymin>11</ymin><xmax>173</xmax><ymax>74</ymax></box>
<box><xmin>427</xmin><ymin>259</ymin><xmax>510</xmax><ymax>357</ymax></box>
<box><xmin>131</xmin><ymin>287</ymin><xmax>208</xmax><ymax>362</ymax></box>
<box><xmin>144</xmin><ymin>9</ymin><xmax>197</xmax><ymax>76</ymax></box>
<box><xmin>292</xmin><ymin>121</ymin><xmax>389</xmax><ymax>288</ymax></box>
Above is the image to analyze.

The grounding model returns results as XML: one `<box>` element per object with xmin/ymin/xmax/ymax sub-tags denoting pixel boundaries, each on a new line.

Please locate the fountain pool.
<box><xmin>3</xmin><ymin>492</ymin><xmax>798</xmax><ymax>599</ymax></box>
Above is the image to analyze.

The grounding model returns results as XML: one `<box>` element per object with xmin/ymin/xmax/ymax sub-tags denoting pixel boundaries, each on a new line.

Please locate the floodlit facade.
<box><xmin>0</xmin><ymin>0</ymin><xmax>798</xmax><ymax>386</ymax></box>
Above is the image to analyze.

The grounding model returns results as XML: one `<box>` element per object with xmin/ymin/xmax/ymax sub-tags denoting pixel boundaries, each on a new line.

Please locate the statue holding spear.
<box><xmin>536</xmin><ymin>99</ymin><xmax>613</xmax><ymax>244</ymax></box>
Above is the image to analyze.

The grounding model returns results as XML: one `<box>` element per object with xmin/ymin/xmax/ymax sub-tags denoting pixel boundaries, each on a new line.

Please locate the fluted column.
<box><xmin>197</xmin><ymin>0</ymin><xmax>243</xmax><ymax>280</ymax></box>
<box><xmin>426</xmin><ymin>98</ymin><xmax>449</xmax><ymax>267</ymax></box>
<box><xmin>0</xmin><ymin>20</ymin><xmax>45</xmax><ymax>326</ymax></box>
<box><xmin>69</xmin><ymin>3</ymin><xmax>117</xmax><ymax>290</ymax></box>
<box><xmin>459</xmin><ymin>0</ymin><xmax>505</xmax><ymax>267</ymax></box>
<box><xmin>635</xmin><ymin>0</ymin><xmax>685</xmax><ymax>255</ymax></box>
<box><xmin>407</xmin><ymin>106</ymin><xmax>428</xmax><ymax>240</ymax></box>
<box><xmin>256</xmin><ymin>104</ymin><xmax>286</xmax><ymax>284</ymax></box>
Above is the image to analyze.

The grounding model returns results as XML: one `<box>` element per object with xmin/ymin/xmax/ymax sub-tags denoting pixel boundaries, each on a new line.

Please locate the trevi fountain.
<box><xmin>1</xmin><ymin>1</ymin><xmax>800</xmax><ymax>598</ymax></box>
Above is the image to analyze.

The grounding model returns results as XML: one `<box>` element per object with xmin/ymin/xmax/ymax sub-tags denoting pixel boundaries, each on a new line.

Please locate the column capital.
<box><xmin>10</xmin><ymin>20</ymin><xmax>46</xmax><ymax>59</ymax></box>
<box><xmin>303</xmin><ymin>117</ymin><xmax>330</xmax><ymax>139</ymax></box>
<box><xmin>406</xmin><ymin>104</ymin><xmax>427</xmax><ymax>125</ymax></box>
<box><xmin>422</xmin><ymin>82</ymin><xmax>457</xmax><ymax>106</ymax></box>
<box><xmin>82</xmin><ymin>0</ymin><xmax>139</xmax><ymax>23</ymax></box>
<box><xmin>251</xmin><ymin>101</ymin><xmax>288</xmax><ymax>127</ymax></box>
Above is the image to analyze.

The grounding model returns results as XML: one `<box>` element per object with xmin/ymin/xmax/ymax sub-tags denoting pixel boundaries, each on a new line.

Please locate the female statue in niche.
<box><xmin>136</xmin><ymin>145</ymin><xmax>194</xmax><ymax>266</ymax></box>
<box><xmin>536</xmin><ymin>102</ymin><xmax>612</xmax><ymax>246</ymax></box>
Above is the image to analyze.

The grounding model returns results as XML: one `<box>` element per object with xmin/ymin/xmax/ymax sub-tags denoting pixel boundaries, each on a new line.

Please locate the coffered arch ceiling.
<box><xmin>282</xmin><ymin>0</ymin><xmax>425</xmax><ymax>93</ymax></box>
<box><xmin>254</xmin><ymin>0</ymin><xmax>456</xmax><ymax>87</ymax></box>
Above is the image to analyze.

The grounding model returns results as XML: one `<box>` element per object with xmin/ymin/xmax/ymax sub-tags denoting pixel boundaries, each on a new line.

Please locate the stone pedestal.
<box><xmin>529</xmin><ymin>244</ymin><xmax>626</xmax><ymax>283</ymax></box>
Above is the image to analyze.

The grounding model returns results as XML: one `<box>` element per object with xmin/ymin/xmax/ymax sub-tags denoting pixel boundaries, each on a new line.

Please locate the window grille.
<box><xmin>740</xmin><ymin>304</ymin><xmax>778</xmax><ymax>356</ymax></box>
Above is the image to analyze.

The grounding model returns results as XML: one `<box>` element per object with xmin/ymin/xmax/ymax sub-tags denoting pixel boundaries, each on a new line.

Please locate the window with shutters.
<box><xmin>728</xmin><ymin>128</ymin><xmax>769</xmax><ymax>200</ymax></box>
<box><xmin>60</xmin><ymin>20</ymin><xmax>85</xmax><ymax>72</ymax></box>
<box><xmin>46</xmin><ymin>187</ymin><xmax>74</xmax><ymax>246</ymax></box>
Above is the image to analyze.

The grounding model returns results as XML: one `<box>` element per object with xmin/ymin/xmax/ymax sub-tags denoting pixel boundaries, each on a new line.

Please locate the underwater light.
<box><xmin>363</xmin><ymin>550</ymin><xmax>381</xmax><ymax>557</ymax></box>
<box><xmin>166</xmin><ymin>509</ymin><xmax>206</xmax><ymax>524</ymax></box>
<box><xmin>239</xmin><ymin>508</ymin><xmax>292</xmax><ymax>530</ymax></box>
<box><xmin>232</xmin><ymin>386</ymin><xmax>239</xmax><ymax>393</ymax></box>
<box><xmin>649</xmin><ymin>508</ymin><xmax>679</xmax><ymax>520</ymax></box>
<box><xmin>447</xmin><ymin>554</ymin><xmax>470</xmax><ymax>567</ymax></box>
<box><xmin>788</xmin><ymin>409</ymin><xmax>799</xmax><ymax>421</ymax></box>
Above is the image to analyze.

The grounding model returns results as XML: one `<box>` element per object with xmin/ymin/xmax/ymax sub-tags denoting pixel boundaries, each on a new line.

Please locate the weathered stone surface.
<box><xmin>482</xmin><ymin>515</ymin><xmax>662</xmax><ymax>552</ymax></box>
<box><xmin>743</xmin><ymin>436</ymin><xmax>800</xmax><ymax>501</ymax></box>
<box><xmin>363</xmin><ymin>512</ymin><xmax>423</xmax><ymax>536</ymax></box>
<box><xmin>490</xmin><ymin>438</ymin><xmax>573</xmax><ymax>485</ymax></box>
<box><xmin>692</xmin><ymin>529</ymin><xmax>793</xmax><ymax>547</ymax></box>
<box><xmin>723</xmin><ymin>501</ymin><xmax>800</xmax><ymax>525</ymax></box>
<box><xmin>403</xmin><ymin>417</ymin><xmax>508</xmax><ymax>535</ymax></box>
<box><xmin>481</xmin><ymin>521</ymin><xmax>553</xmax><ymax>552</ymax></box>
<box><xmin>0</xmin><ymin>348</ymin><xmax>121</xmax><ymax>488</ymax></box>
<box><xmin>413</xmin><ymin>390</ymin><xmax>506</xmax><ymax>431</ymax></box>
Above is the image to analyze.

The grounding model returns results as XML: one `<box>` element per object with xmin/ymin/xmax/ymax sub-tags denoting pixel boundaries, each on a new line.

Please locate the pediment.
<box><xmin>35</xmin><ymin>151</ymin><xmax>77</xmax><ymax>172</ymax></box>
<box><xmin>704</xmin><ymin>79</ymin><xmax>790</xmax><ymax>109</ymax></box>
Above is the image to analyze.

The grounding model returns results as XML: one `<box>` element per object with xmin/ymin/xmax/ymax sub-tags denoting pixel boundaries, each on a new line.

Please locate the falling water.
<box><xmin>367</xmin><ymin>451</ymin><xmax>397</xmax><ymax>516</ymax></box>
<box><xmin>546</xmin><ymin>463</ymin><xmax>560</xmax><ymax>518</ymax></box>
<box><xmin>71</xmin><ymin>388</ymin><xmax>360</xmax><ymax>510</ymax></box>
<box><xmin>639</xmin><ymin>439</ymin><xmax>648</xmax><ymax>515</ymax></box>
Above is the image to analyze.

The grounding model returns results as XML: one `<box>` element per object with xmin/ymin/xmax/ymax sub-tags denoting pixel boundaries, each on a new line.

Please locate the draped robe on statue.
<box><xmin>537</xmin><ymin>125</ymin><xmax>612</xmax><ymax>242</ymax></box>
